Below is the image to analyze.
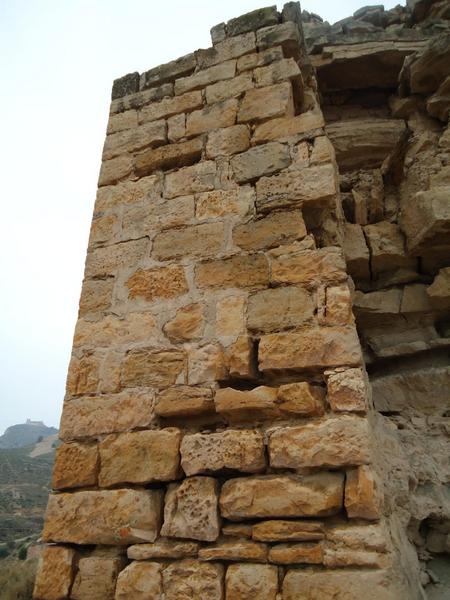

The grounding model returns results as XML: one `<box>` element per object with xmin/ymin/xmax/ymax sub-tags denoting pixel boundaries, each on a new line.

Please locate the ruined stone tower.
<box><xmin>34</xmin><ymin>2</ymin><xmax>450</xmax><ymax>598</ymax></box>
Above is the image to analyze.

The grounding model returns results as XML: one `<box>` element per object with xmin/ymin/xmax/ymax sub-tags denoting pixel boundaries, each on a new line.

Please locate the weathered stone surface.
<box><xmin>126</xmin><ymin>265</ymin><xmax>188</xmax><ymax>302</ymax></box>
<box><xmin>139</xmin><ymin>90</ymin><xmax>202</xmax><ymax>123</ymax></box>
<box><xmin>103</xmin><ymin>120</ymin><xmax>166</xmax><ymax>160</ymax></box>
<box><xmin>345</xmin><ymin>465</ymin><xmax>381</xmax><ymax>520</ymax></box>
<box><xmin>206</xmin><ymin>125</ymin><xmax>250</xmax><ymax>158</ymax></box>
<box><xmin>427</xmin><ymin>76</ymin><xmax>450</xmax><ymax>121</ymax></box>
<box><xmin>175</xmin><ymin>60</ymin><xmax>236</xmax><ymax>95</ymax></box>
<box><xmin>269</xmin><ymin>246</ymin><xmax>346</xmax><ymax>286</ymax></box>
<box><xmin>42</xmin><ymin>489</ymin><xmax>162</xmax><ymax>545</ymax></box>
<box><xmin>269</xmin><ymin>416</ymin><xmax>371</xmax><ymax>469</ymax></box>
<box><xmin>230</xmin><ymin>142</ymin><xmax>290</xmax><ymax>183</ymax></box>
<box><xmin>225</xmin><ymin>563</ymin><xmax>278</xmax><ymax>600</ymax></box>
<box><xmin>258</xmin><ymin>327</ymin><xmax>363</xmax><ymax>372</ymax></box>
<box><xmin>276</xmin><ymin>382</ymin><xmax>326</xmax><ymax>416</ymax></box>
<box><xmin>73</xmin><ymin>313</ymin><xmax>158</xmax><ymax>349</ymax></box>
<box><xmin>343</xmin><ymin>222</ymin><xmax>370</xmax><ymax>280</ymax></box>
<box><xmin>71</xmin><ymin>556</ymin><xmax>123</xmax><ymax>600</ymax></box>
<box><xmin>98</xmin><ymin>154</ymin><xmax>133</xmax><ymax>187</ymax></box>
<box><xmin>226</xmin><ymin>335</ymin><xmax>257</xmax><ymax>379</ymax></box>
<box><xmin>252</xmin><ymin>520</ymin><xmax>325</xmax><ymax>542</ymax></box>
<box><xmin>196</xmin><ymin>187</ymin><xmax>253</xmax><ymax>219</ymax></box>
<box><xmin>199</xmin><ymin>540</ymin><xmax>268</xmax><ymax>562</ymax></box>
<box><xmin>233</xmin><ymin>210</ymin><xmax>306</xmax><ymax>251</ymax></box>
<box><xmin>186</xmin><ymin>99</ymin><xmax>238</xmax><ymax>136</ymax></box>
<box><xmin>364</xmin><ymin>221</ymin><xmax>412</xmax><ymax>273</ymax></box>
<box><xmin>115</xmin><ymin>562</ymin><xmax>162</xmax><ymax>600</ymax></box>
<box><xmin>197</xmin><ymin>32</ymin><xmax>256</xmax><ymax>69</ymax></box>
<box><xmin>78</xmin><ymin>278</ymin><xmax>113</xmax><ymax>316</ymax></box>
<box><xmin>168</xmin><ymin>112</ymin><xmax>186</xmax><ymax>141</ymax></box>
<box><xmin>140</xmin><ymin>53</ymin><xmax>196</xmax><ymax>90</ymax></box>
<box><xmin>98</xmin><ymin>429</ymin><xmax>180</xmax><ymax>486</ymax></box>
<box><xmin>247</xmin><ymin>286</ymin><xmax>315</xmax><ymax>332</ymax></box>
<box><xmin>326</xmin><ymin>367</ymin><xmax>367</xmax><ymax>412</ymax></box>
<box><xmin>134</xmin><ymin>137</ymin><xmax>203</xmax><ymax>177</ymax></box>
<box><xmin>252</xmin><ymin>110</ymin><xmax>324</xmax><ymax>143</ymax></box>
<box><xmin>354</xmin><ymin>288</ymin><xmax>402</xmax><ymax>317</ymax></box>
<box><xmin>187</xmin><ymin>343</ymin><xmax>227</xmax><ymax>384</ymax></box>
<box><xmin>238</xmin><ymin>82</ymin><xmax>294</xmax><ymax>123</ymax></box>
<box><xmin>121</xmin><ymin>348</ymin><xmax>185</xmax><ymax>388</ymax></box>
<box><xmin>112</xmin><ymin>71</ymin><xmax>140</xmax><ymax>100</ymax></box>
<box><xmin>85</xmin><ymin>238</ymin><xmax>148</xmax><ymax>278</ymax></box>
<box><xmin>127</xmin><ymin>539</ymin><xmax>199</xmax><ymax>560</ymax></box>
<box><xmin>227</xmin><ymin>6</ymin><xmax>278</xmax><ymax>37</ymax></box>
<box><xmin>256</xmin><ymin>21</ymin><xmax>300</xmax><ymax>54</ymax></box>
<box><xmin>155</xmin><ymin>386</ymin><xmax>215</xmax><ymax>417</ymax></box>
<box><xmin>214</xmin><ymin>386</ymin><xmax>278</xmax><ymax>420</ymax></box>
<box><xmin>110</xmin><ymin>83</ymin><xmax>174</xmax><ymax>115</ymax></box>
<box><xmin>164</xmin><ymin>303</ymin><xmax>205</xmax><ymax>342</ymax></box>
<box><xmin>52</xmin><ymin>442</ymin><xmax>98</xmax><ymax>489</ymax></box>
<box><xmin>33</xmin><ymin>545</ymin><xmax>76</xmax><ymax>600</ymax></box>
<box><xmin>255</xmin><ymin>163</ymin><xmax>337</xmax><ymax>212</ymax></box>
<box><xmin>180</xmin><ymin>430</ymin><xmax>265</xmax><ymax>476</ymax></box>
<box><xmin>206</xmin><ymin>72</ymin><xmax>253</xmax><ymax>104</ymax></box>
<box><xmin>220</xmin><ymin>473</ymin><xmax>344</xmax><ymax>520</ymax></box>
<box><xmin>162</xmin><ymin>560</ymin><xmax>224</xmax><ymax>600</ymax></box>
<box><xmin>164</xmin><ymin>161</ymin><xmax>216</xmax><ymax>198</ymax></box>
<box><xmin>222</xmin><ymin>523</ymin><xmax>253</xmax><ymax>538</ymax></box>
<box><xmin>409</xmin><ymin>33</ymin><xmax>450</xmax><ymax>94</ymax></box>
<box><xmin>216</xmin><ymin>295</ymin><xmax>246</xmax><ymax>338</ymax></box>
<box><xmin>427</xmin><ymin>267</ymin><xmax>450</xmax><ymax>309</ymax></box>
<box><xmin>153</xmin><ymin>222</ymin><xmax>224</xmax><ymax>260</ymax></box>
<box><xmin>324</xmin><ymin>284</ymin><xmax>352</xmax><ymax>326</ymax></box>
<box><xmin>269</xmin><ymin>542</ymin><xmax>323</xmax><ymax>564</ymax></box>
<box><xmin>237</xmin><ymin>46</ymin><xmax>284</xmax><ymax>72</ymax></box>
<box><xmin>59</xmin><ymin>392</ymin><xmax>154</xmax><ymax>441</ymax></box>
<box><xmin>196</xmin><ymin>254</ymin><xmax>269</xmax><ymax>289</ymax></box>
<box><xmin>161</xmin><ymin>476</ymin><xmax>220</xmax><ymax>542</ymax></box>
<box><xmin>254</xmin><ymin>58</ymin><xmax>302</xmax><ymax>88</ymax></box>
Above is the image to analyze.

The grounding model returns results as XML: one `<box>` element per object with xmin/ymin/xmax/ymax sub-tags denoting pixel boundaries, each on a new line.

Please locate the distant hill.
<box><xmin>0</xmin><ymin>421</ymin><xmax>58</xmax><ymax>450</ymax></box>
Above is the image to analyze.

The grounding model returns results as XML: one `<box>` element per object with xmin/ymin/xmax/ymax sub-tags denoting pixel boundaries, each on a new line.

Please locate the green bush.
<box><xmin>0</xmin><ymin>546</ymin><xmax>9</xmax><ymax>559</ymax></box>
<box><xmin>18</xmin><ymin>545</ymin><xmax>27</xmax><ymax>561</ymax></box>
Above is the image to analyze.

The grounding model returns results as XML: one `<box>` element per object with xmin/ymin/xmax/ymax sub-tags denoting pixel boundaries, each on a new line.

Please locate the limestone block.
<box><xmin>164</xmin><ymin>303</ymin><xmax>205</xmax><ymax>342</ymax></box>
<box><xmin>186</xmin><ymin>99</ymin><xmax>238</xmax><ymax>136</ymax></box>
<box><xmin>269</xmin><ymin>246</ymin><xmax>346</xmax><ymax>287</ymax></box>
<box><xmin>139</xmin><ymin>90</ymin><xmax>202</xmax><ymax>123</ymax></box>
<box><xmin>42</xmin><ymin>489</ymin><xmax>163</xmax><ymax>545</ymax></box>
<box><xmin>122</xmin><ymin>195</ymin><xmax>195</xmax><ymax>239</ymax></box>
<box><xmin>98</xmin><ymin>429</ymin><xmax>181</xmax><ymax>486</ymax></box>
<box><xmin>134</xmin><ymin>137</ymin><xmax>203</xmax><ymax>177</ymax></box>
<box><xmin>364</xmin><ymin>221</ymin><xmax>413</xmax><ymax>273</ymax></box>
<box><xmin>85</xmin><ymin>238</ymin><xmax>148</xmax><ymax>278</ymax></box>
<box><xmin>187</xmin><ymin>343</ymin><xmax>227</xmax><ymax>384</ymax></box>
<box><xmin>168</xmin><ymin>113</ymin><xmax>185</xmax><ymax>141</ymax></box>
<box><xmin>196</xmin><ymin>254</ymin><xmax>269</xmax><ymax>289</ymax></box>
<box><xmin>153</xmin><ymin>222</ymin><xmax>224</xmax><ymax>260</ymax></box>
<box><xmin>269</xmin><ymin>416</ymin><xmax>371</xmax><ymax>469</ymax></box>
<box><xmin>199</xmin><ymin>540</ymin><xmax>268</xmax><ymax>562</ymax></box>
<box><xmin>33</xmin><ymin>545</ymin><xmax>76</xmax><ymax>600</ymax></box>
<box><xmin>59</xmin><ymin>391</ymin><xmax>155</xmax><ymax>441</ymax></box>
<box><xmin>222</xmin><ymin>523</ymin><xmax>253</xmax><ymax>538</ymax></box>
<box><xmin>206</xmin><ymin>72</ymin><xmax>253</xmax><ymax>104</ymax></box>
<box><xmin>98</xmin><ymin>154</ymin><xmax>133</xmax><ymax>187</ymax></box>
<box><xmin>214</xmin><ymin>386</ymin><xmax>279</xmax><ymax>420</ymax></box>
<box><xmin>227</xmin><ymin>6</ymin><xmax>278</xmax><ymax>36</ymax></box>
<box><xmin>140</xmin><ymin>53</ymin><xmax>196</xmax><ymax>90</ymax></box>
<box><xmin>256</xmin><ymin>22</ymin><xmax>300</xmax><ymax>54</ymax></box>
<box><xmin>66</xmin><ymin>354</ymin><xmax>100</xmax><ymax>396</ymax></box>
<box><xmin>343</xmin><ymin>222</ymin><xmax>370</xmax><ymax>280</ymax></box>
<box><xmin>73</xmin><ymin>313</ymin><xmax>158</xmax><ymax>349</ymax></box>
<box><xmin>237</xmin><ymin>46</ymin><xmax>284</xmax><ymax>73</ymax></box>
<box><xmin>409</xmin><ymin>33</ymin><xmax>450</xmax><ymax>94</ymax></box>
<box><xmin>233</xmin><ymin>210</ymin><xmax>306</xmax><ymax>251</ymax></box>
<box><xmin>216</xmin><ymin>295</ymin><xmax>246</xmax><ymax>338</ymax></box>
<box><xmin>52</xmin><ymin>442</ymin><xmax>98</xmax><ymax>489</ymax></box>
<box><xmin>115</xmin><ymin>562</ymin><xmax>162</xmax><ymax>600</ymax></box>
<box><xmin>258</xmin><ymin>327</ymin><xmax>363</xmax><ymax>372</ymax></box>
<box><xmin>79</xmin><ymin>278</ymin><xmax>113</xmax><ymax>316</ymax></box>
<box><xmin>427</xmin><ymin>76</ymin><xmax>450</xmax><ymax>121</ymax></box>
<box><xmin>230</xmin><ymin>142</ymin><xmax>290</xmax><ymax>183</ymax></box>
<box><xmin>225</xmin><ymin>563</ymin><xmax>278</xmax><ymax>600</ymax></box>
<box><xmin>107</xmin><ymin>108</ymin><xmax>138</xmax><ymax>134</ymax></box>
<box><xmin>180</xmin><ymin>430</ymin><xmax>265</xmax><ymax>476</ymax></box>
<box><xmin>175</xmin><ymin>60</ymin><xmax>236</xmax><ymax>95</ymax></box>
<box><xmin>71</xmin><ymin>556</ymin><xmax>123</xmax><ymax>600</ymax></box>
<box><xmin>155</xmin><ymin>386</ymin><xmax>215</xmax><ymax>418</ymax></box>
<box><xmin>220</xmin><ymin>473</ymin><xmax>344</xmax><ymax>519</ymax></box>
<box><xmin>310</xmin><ymin>135</ymin><xmax>336</xmax><ymax>165</ymax></box>
<box><xmin>269</xmin><ymin>543</ymin><xmax>323</xmax><ymax>564</ymax></box>
<box><xmin>326</xmin><ymin>367</ymin><xmax>367</xmax><ymax>412</ymax></box>
<box><xmin>427</xmin><ymin>267</ymin><xmax>450</xmax><ymax>309</ymax></box>
<box><xmin>400</xmin><ymin>283</ymin><xmax>433</xmax><ymax>313</ymax></box>
<box><xmin>252</xmin><ymin>520</ymin><xmax>325</xmax><ymax>542</ymax></box>
<box><xmin>226</xmin><ymin>335</ymin><xmax>257</xmax><ymax>379</ymax></box>
<box><xmin>345</xmin><ymin>465</ymin><xmax>381</xmax><ymax>520</ymax></box>
<box><xmin>164</xmin><ymin>161</ymin><xmax>216</xmax><ymax>198</ymax></box>
<box><xmin>126</xmin><ymin>265</ymin><xmax>188</xmax><ymax>303</ymax></box>
<box><xmin>254</xmin><ymin>58</ymin><xmax>302</xmax><ymax>89</ymax></box>
<box><xmin>276</xmin><ymin>382</ymin><xmax>325</xmax><ymax>416</ymax></box>
<box><xmin>127</xmin><ymin>539</ymin><xmax>199</xmax><ymax>560</ymax></box>
<box><xmin>238</xmin><ymin>82</ymin><xmax>294</xmax><ymax>123</ymax></box>
<box><xmin>110</xmin><ymin>82</ymin><xmax>174</xmax><ymax>114</ymax></box>
<box><xmin>252</xmin><ymin>111</ymin><xmax>324</xmax><ymax>143</ymax></box>
<box><xmin>197</xmin><ymin>32</ymin><xmax>256</xmax><ymax>68</ymax></box>
<box><xmin>247</xmin><ymin>286</ymin><xmax>315</xmax><ymax>332</ymax></box>
<box><xmin>206</xmin><ymin>125</ymin><xmax>251</xmax><ymax>158</ymax></box>
<box><xmin>196</xmin><ymin>187</ymin><xmax>253</xmax><ymax>219</ymax></box>
<box><xmin>323</xmin><ymin>547</ymin><xmax>388</xmax><ymax>568</ymax></box>
<box><xmin>353</xmin><ymin>289</ymin><xmax>402</xmax><ymax>317</ymax></box>
<box><xmin>95</xmin><ymin>173</ymin><xmax>162</xmax><ymax>212</ymax></box>
<box><xmin>161</xmin><ymin>476</ymin><xmax>220</xmax><ymax>542</ymax></box>
<box><xmin>162</xmin><ymin>560</ymin><xmax>224</xmax><ymax>600</ymax></box>
<box><xmin>121</xmin><ymin>348</ymin><xmax>185</xmax><ymax>388</ymax></box>
<box><xmin>103</xmin><ymin>120</ymin><xmax>166</xmax><ymax>160</ymax></box>
<box><xmin>324</xmin><ymin>285</ymin><xmax>352</xmax><ymax>326</ymax></box>
<box><xmin>255</xmin><ymin>163</ymin><xmax>337</xmax><ymax>212</ymax></box>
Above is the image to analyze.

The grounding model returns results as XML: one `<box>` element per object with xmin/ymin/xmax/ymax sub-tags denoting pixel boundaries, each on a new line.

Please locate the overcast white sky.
<box><xmin>0</xmin><ymin>0</ymin><xmax>404</xmax><ymax>434</ymax></box>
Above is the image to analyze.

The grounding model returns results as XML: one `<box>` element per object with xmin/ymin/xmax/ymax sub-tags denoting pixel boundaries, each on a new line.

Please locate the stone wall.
<box><xmin>34</xmin><ymin>2</ymin><xmax>449</xmax><ymax>599</ymax></box>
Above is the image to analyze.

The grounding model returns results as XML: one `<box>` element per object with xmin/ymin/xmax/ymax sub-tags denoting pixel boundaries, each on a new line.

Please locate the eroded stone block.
<box><xmin>33</xmin><ymin>545</ymin><xmax>76</xmax><ymax>600</ymax></box>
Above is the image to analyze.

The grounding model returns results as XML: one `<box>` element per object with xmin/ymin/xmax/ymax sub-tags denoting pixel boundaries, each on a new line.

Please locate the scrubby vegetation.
<box><xmin>0</xmin><ymin>557</ymin><xmax>37</xmax><ymax>600</ymax></box>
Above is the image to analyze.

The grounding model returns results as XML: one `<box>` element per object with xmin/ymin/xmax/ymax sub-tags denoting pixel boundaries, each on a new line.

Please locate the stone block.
<box><xmin>364</xmin><ymin>221</ymin><xmax>413</xmax><ymax>273</ymax></box>
<box><xmin>233</xmin><ymin>210</ymin><xmax>306</xmax><ymax>251</ymax></box>
<box><xmin>126</xmin><ymin>265</ymin><xmax>188</xmax><ymax>303</ymax></box>
<box><xmin>152</xmin><ymin>222</ymin><xmax>224</xmax><ymax>260</ymax></box>
<box><xmin>227</xmin><ymin>7</ymin><xmax>278</xmax><ymax>37</ymax></box>
<box><xmin>59</xmin><ymin>391</ymin><xmax>154</xmax><ymax>441</ymax></box>
<box><xmin>85</xmin><ymin>238</ymin><xmax>148</xmax><ymax>278</ymax></box>
<box><xmin>214</xmin><ymin>386</ymin><xmax>279</xmax><ymax>421</ymax></box>
<box><xmin>103</xmin><ymin>120</ymin><xmax>166</xmax><ymax>160</ymax></box>
<box><xmin>78</xmin><ymin>278</ymin><xmax>113</xmax><ymax>316</ymax></box>
<box><xmin>276</xmin><ymin>382</ymin><xmax>325</xmax><ymax>416</ymax></box>
<box><xmin>52</xmin><ymin>442</ymin><xmax>98</xmax><ymax>489</ymax></box>
<box><xmin>225</xmin><ymin>563</ymin><xmax>278</xmax><ymax>600</ymax></box>
<box><xmin>197</xmin><ymin>32</ymin><xmax>256</xmax><ymax>68</ymax></box>
<box><xmin>180</xmin><ymin>430</ymin><xmax>265</xmax><ymax>476</ymax></box>
<box><xmin>247</xmin><ymin>286</ymin><xmax>315</xmax><ymax>332</ymax></box>
<box><xmin>237</xmin><ymin>46</ymin><xmax>284</xmax><ymax>72</ymax></box>
<box><xmin>326</xmin><ymin>367</ymin><xmax>367</xmax><ymax>412</ymax></box>
<box><xmin>110</xmin><ymin>83</ymin><xmax>174</xmax><ymax>115</ymax></box>
<box><xmin>269</xmin><ymin>416</ymin><xmax>372</xmax><ymax>469</ymax></box>
<box><xmin>175</xmin><ymin>60</ymin><xmax>236</xmax><ymax>95</ymax></box>
<box><xmin>187</xmin><ymin>343</ymin><xmax>227</xmax><ymax>384</ymax></box>
<box><xmin>65</xmin><ymin>353</ymin><xmax>100</xmax><ymax>397</ymax></box>
<box><xmin>98</xmin><ymin>429</ymin><xmax>181</xmax><ymax>486</ymax></box>
<box><xmin>199</xmin><ymin>540</ymin><xmax>268</xmax><ymax>562</ymax></box>
<box><xmin>343</xmin><ymin>222</ymin><xmax>370</xmax><ymax>280</ymax></box>
<box><xmin>186</xmin><ymin>99</ymin><xmax>238</xmax><ymax>136</ymax></box>
<box><xmin>94</xmin><ymin>172</ymin><xmax>162</xmax><ymax>212</ymax></box>
<box><xmin>256</xmin><ymin>22</ymin><xmax>300</xmax><ymax>55</ymax></box>
<box><xmin>197</xmin><ymin>187</ymin><xmax>253</xmax><ymax>220</ymax></box>
<box><xmin>230</xmin><ymin>141</ymin><xmax>290</xmax><ymax>183</ymax></box>
<box><xmin>164</xmin><ymin>161</ymin><xmax>216</xmax><ymax>198</ymax></box>
<box><xmin>345</xmin><ymin>465</ymin><xmax>381</xmax><ymax>520</ymax></box>
<box><xmin>196</xmin><ymin>254</ymin><xmax>269</xmax><ymax>289</ymax></box>
<box><xmin>269</xmin><ymin>543</ymin><xmax>323</xmax><ymax>564</ymax></box>
<box><xmin>162</xmin><ymin>560</ymin><xmax>224</xmax><ymax>600</ymax></box>
<box><xmin>206</xmin><ymin>72</ymin><xmax>253</xmax><ymax>104</ymax></box>
<box><xmin>222</xmin><ymin>523</ymin><xmax>253</xmax><ymax>538</ymax></box>
<box><xmin>134</xmin><ymin>137</ymin><xmax>203</xmax><ymax>177</ymax></box>
<box><xmin>73</xmin><ymin>313</ymin><xmax>158</xmax><ymax>349</ymax></box>
<box><xmin>107</xmin><ymin>108</ymin><xmax>138</xmax><ymax>134</ymax></box>
<box><xmin>254</xmin><ymin>58</ymin><xmax>302</xmax><ymax>88</ymax></box>
<box><xmin>427</xmin><ymin>267</ymin><xmax>450</xmax><ymax>309</ymax></box>
<box><xmin>139</xmin><ymin>90</ymin><xmax>202</xmax><ymax>123</ymax></box>
<box><xmin>71</xmin><ymin>556</ymin><xmax>123</xmax><ymax>600</ymax></box>
<box><xmin>121</xmin><ymin>348</ymin><xmax>185</xmax><ymax>388</ymax></box>
<box><xmin>258</xmin><ymin>326</ymin><xmax>362</xmax><ymax>372</ymax></box>
<box><xmin>216</xmin><ymin>295</ymin><xmax>247</xmax><ymax>338</ymax></box>
<box><xmin>252</xmin><ymin>110</ymin><xmax>324</xmax><ymax>143</ymax></box>
<box><xmin>168</xmin><ymin>112</ymin><xmax>186</xmax><ymax>141</ymax></box>
<box><xmin>140</xmin><ymin>53</ymin><xmax>196</xmax><ymax>89</ymax></box>
<box><xmin>409</xmin><ymin>33</ymin><xmax>450</xmax><ymax>94</ymax></box>
<box><xmin>252</xmin><ymin>520</ymin><xmax>325</xmax><ymax>542</ymax></box>
<box><xmin>127</xmin><ymin>539</ymin><xmax>199</xmax><ymax>560</ymax></box>
<box><xmin>98</xmin><ymin>154</ymin><xmax>133</xmax><ymax>187</ymax></box>
<box><xmin>238</xmin><ymin>82</ymin><xmax>294</xmax><ymax>123</ymax></box>
<box><xmin>220</xmin><ymin>473</ymin><xmax>344</xmax><ymax>519</ymax></box>
<box><xmin>42</xmin><ymin>489</ymin><xmax>162</xmax><ymax>545</ymax></box>
<box><xmin>33</xmin><ymin>546</ymin><xmax>76</xmax><ymax>600</ymax></box>
<box><xmin>155</xmin><ymin>386</ymin><xmax>215</xmax><ymax>417</ymax></box>
<box><xmin>206</xmin><ymin>125</ymin><xmax>251</xmax><ymax>158</ymax></box>
<box><xmin>115</xmin><ymin>562</ymin><xmax>162</xmax><ymax>600</ymax></box>
<box><xmin>112</xmin><ymin>72</ymin><xmax>140</xmax><ymax>100</ymax></box>
<box><xmin>324</xmin><ymin>285</ymin><xmax>352</xmax><ymax>326</ymax></box>
<box><xmin>161</xmin><ymin>476</ymin><xmax>220</xmax><ymax>542</ymax></box>
<box><xmin>226</xmin><ymin>335</ymin><xmax>257</xmax><ymax>379</ymax></box>
<box><xmin>164</xmin><ymin>303</ymin><xmax>205</xmax><ymax>342</ymax></box>
<box><xmin>353</xmin><ymin>289</ymin><xmax>402</xmax><ymax>317</ymax></box>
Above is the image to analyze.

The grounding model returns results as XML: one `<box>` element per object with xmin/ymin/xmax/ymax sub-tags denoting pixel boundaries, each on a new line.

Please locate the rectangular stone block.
<box><xmin>238</xmin><ymin>82</ymin><xmax>294</xmax><ymax>123</ymax></box>
<box><xmin>196</xmin><ymin>254</ymin><xmax>269</xmax><ymax>289</ymax></box>
<box><xmin>98</xmin><ymin>428</ymin><xmax>181</xmax><ymax>486</ymax></box>
<box><xmin>269</xmin><ymin>416</ymin><xmax>372</xmax><ymax>470</ymax></box>
<box><xmin>42</xmin><ymin>488</ymin><xmax>163</xmax><ymax>545</ymax></box>
<box><xmin>276</xmin><ymin>382</ymin><xmax>325</xmax><ymax>416</ymax></box>
<box><xmin>52</xmin><ymin>442</ymin><xmax>98</xmax><ymax>489</ymax></box>
<box><xmin>186</xmin><ymin>98</ymin><xmax>238</xmax><ymax>136</ymax></box>
<box><xmin>73</xmin><ymin>312</ymin><xmax>158</xmax><ymax>349</ymax></box>
<box><xmin>227</xmin><ymin>6</ymin><xmax>278</xmax><ymax>36</ymax></box>
<box><xmin>214</xmin><ymin>386</ymin><xmax>278</xmax><ymax>421</ymax></box>
<box><xmin>107</xmin><ymin>108</ymin><xmax>138</xmax><ymax>134</ymax></box>
<box><xmin>164</xmin><ymin>161</ymin><xmax>216</xmax><ymax>198</ymax></box>
<box><xmin>168</xmin><ymin>112</ymin><xmax>186</xmax><ymax>141</ymax></box>
<box><xmin>98</xmin><ymin>154</ymin><xmax>133</xmax><ymax>187</ymax></box>
<box><xmin>33</xmin><ymin>546</ymin><xmax>76</xmax><ymax>600</ymax></box>
<box><xmin>206</xmin><ymin>72</ymin><xmax>253</xmax><ymax>104</ymax></box>
<box><xmin>247</xmin><ymin>286</ymin><xmax>315</xmax><ymax>332</ymax></box>
<box><xmin>256</xmin><ymin>22</ymin><xmax>300</xmax><ymax>54</ymax></box>
<box><xmin>103</xmin><ymin>119</ymin><xmax>166</xmax><ymax>160</ymax></box>
<box><xmin>110</xmin><ymin>82</ymin><xmax>174</xmax><ymax>114</ymax></box>
<box><xmin>140</xmin><ymin>52</ymin><xmax>196</xmax><ymax>89</ymax></box>
<box><xmin>206</xmin><ymin>124</ymin><xmax>251</xmax><ymax>158</ymax></box>
<box><xmin>115</xmin><ymin>562</ymin><xmax>162</xmax><ymax>600</ymax></box>
<box><xmin>226</xmin><ymin>563</ymin><xmax>278</xmax><ymax>600</ymax></box>
<box><xmin>175</xmin><ymin>60</ymin><xmax>236</xmax><ymax>95</ymax></box>
<box><xmin>269</xmin><ymin>543</ymin><xmax>323</xmax><ymax>564</ymax></box>
<box><xmin>199</xmin><ymin>540</ymin><xmax>268</xmax><ymax>562</ymax></box>
<box><xmin>127</xmin><ymin>540</ymin><xmax>199</xmax><ymax>560</ymax></box>
<box><xmin>230</xmin><ymin>141</ymin><xmax>290</xmax><ymax>183</ymax></box>
<box><xmin>233</xmin><ymin>210</ymin><xmax>306</xmax><ymax>251</ymax></box>
<box><xmin>252</xmin><ymin>520</ymin><xmax>325</xmax><ymax>542</ymax></box>
<box><xmin>121</xmin><ymin>348</ymin><xmax>186</xmax><ymax>388</ymax></box>
<box><xmin>152</xmin><ymin>222</ymin><xmax>224</xmax><ymax>260</ymax></box>
<box><xmin>84</xmin><ymin>238</ymin><xmax>148</xmax><ymax>278</ymax></box>
<box><xmin>139</xmin><ymin>90</ymin><xmax>203</xmax><ymax>123</ymax></box>
<box><xmin>196</xmin><ymin>187</ymin><xmax>253</xmax><ymax>220</ymax></box>
<box><xmin>180</xmin><ymin>430</ymin><xmax>265</xmax><ymax>476</ymax></box>
<box><xmin>220</xmin><ymin>473</ymin><xmax>344</xmax><ymax>520</ymax></box>
<box><xmin>59</xmin><ymin>391</ymin><xmax>154</xmax><ymax>441</ymax></box>
<box><xmin>269</xmin><ymin>247</ymin><xmax>347</xmax><ymax>286</ymax></box>
<box><xmin>155</xmin><ymin>386</ymin><xmax>215</xmax><ymax>417</ymax></box>
<box><xmin>126</xmin><ymin>265</ymin><xmax>188</xmax><ymax>303</ymax></box>
<box><xmin>252</xmin><ymin>110</ymin><xmax>324</xmax><ymax>143</ymax></box>
<box><xmin>134</xmin><ymin>137</ymin><xmax>203</xmax><ymax>177</ymax></box>
<box><xmin>259</xmin><ymin>327</ymin><xmax>363</xmax><ymax>372</ymax></box>
<box><xmin>122</xmin><ymin>194</ymin><xmax>195</xmax><ymax>239</ymax></box>
<box><xmin>326</xmin><ymin>367</ymin><xmax>367</xmax><ymax>412</ymax></box>
<box><xmin>162</xmin><ymin>560</ymin><xmax>224</xmax><ymax>600</ymax></box>
<box><xmin>197</xmin><ymin>31</ymin><xmax>256</xmax><ymax>68</ymax></box>
<box><xmin>71</xmin><ymin>556</ymin><xmax>124</xmax><ymax>600</ymax></box>
<box><xmin>254</xmin><ymin>58</ymin><xmax>302</xmax><ymax>88</ymax></box>
<box><xmin>345</xmin><ymin>465</ymin><xmax>381</xmax><ymax>520</ymax></box>
<box><xmin>237</xmin><ymin>46</ymin><xmax>284</xmax><ymax>72</ymax></box>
